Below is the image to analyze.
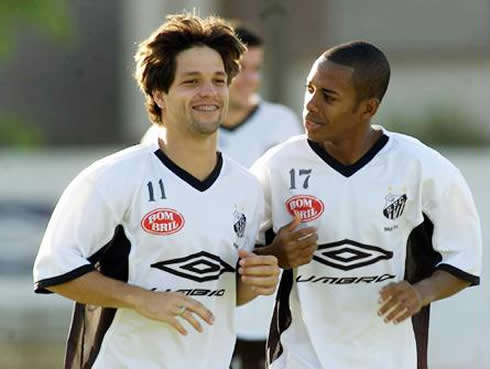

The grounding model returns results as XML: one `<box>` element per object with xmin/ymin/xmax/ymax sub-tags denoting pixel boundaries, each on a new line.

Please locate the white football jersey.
<box><xmin>33</xmin><ymin>141</ymin><xmax>263</xmax><ymax>369</ymax></box>
<box><xmin>142</xmin><ymin>99</ymin><xmax>302</xmax><ymax>341</ymax></box>
<box><xmin>251</xmin><ymin>127</ymin><xmax>482</xmax><ymax>369</ymax></box>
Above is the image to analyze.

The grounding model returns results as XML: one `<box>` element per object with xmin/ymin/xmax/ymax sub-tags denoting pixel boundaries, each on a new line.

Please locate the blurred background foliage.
<box><xmin>383</xmin><ymin>103</ymin><xmax>489</xmax><ymax>147</ymax></box>
<box><xmin>0</xmin><ymin>113</ymin><xmax>45</xmax><ymax>148</ymax></box>
<box><xmin>0</xmin><ymin>0</ymin><xmax>72</xmax><ymax>149</ymax></box>
<box><xmin>0</xmin><ymin>0</ymin><xmax>71</xmax><ymax>59</ymax></box>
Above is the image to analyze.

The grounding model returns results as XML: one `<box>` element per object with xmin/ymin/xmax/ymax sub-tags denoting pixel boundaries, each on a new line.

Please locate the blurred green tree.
<box><xmin>0</xmin><ymin>113</ymin><xmax>45</xmax><ymax>148</ymax></box>
<box><xmin>383</xmin><ymin>103</ymin><xmax>489</xmax><ymax>147</ymax></box>
<box><xmin>0</xmin><ymin>0</ymin><xmax>71</xmax><ymax>59</ymax></box>
<box><xmin>0</xmin><ymin>0</ymin><xmax>71</xmax><ymax>147</ymax></box>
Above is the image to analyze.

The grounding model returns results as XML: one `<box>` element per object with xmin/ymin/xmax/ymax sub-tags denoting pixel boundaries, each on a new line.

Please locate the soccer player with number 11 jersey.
<box><xmin>33</xmin><ymin>14</ymin><xmax>280</xmax><ymax>369</ymax></box>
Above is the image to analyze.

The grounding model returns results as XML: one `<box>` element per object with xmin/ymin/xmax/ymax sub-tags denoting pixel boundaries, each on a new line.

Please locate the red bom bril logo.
<box><xmin>141</xmin><ymin>208</ymin><xmax>185</xmax><ymax>235</ymax></box>
<box><xmin>285</xmin><ymin>195</ymin><xmax>324</xmax><ymax>223</ymax></box>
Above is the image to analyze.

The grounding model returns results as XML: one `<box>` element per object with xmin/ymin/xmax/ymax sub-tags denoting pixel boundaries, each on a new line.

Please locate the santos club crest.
<box><xmin>233</xmin><ymin>210</ymin><xmax>247</xmax><ymax>238</ymax></box>
<box><xmin>383</xmin><ymin>193</ymin><xmax>407</xmax><ymax>220</ymax></box>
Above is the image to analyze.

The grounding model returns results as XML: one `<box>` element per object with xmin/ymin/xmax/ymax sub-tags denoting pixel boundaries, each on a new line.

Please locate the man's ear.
<box><xmin>360</xmin><ymin>97</ymin><xmax>380</xmax><ymax>120</ymax></box>
<box><xmin>152</xmin><ymin>90</ymin><xmax>166</xmax><ymax>111</ymax></box>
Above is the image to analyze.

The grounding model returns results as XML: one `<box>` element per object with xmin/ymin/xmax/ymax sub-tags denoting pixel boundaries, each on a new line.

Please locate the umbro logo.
<box><xmin>314</xmin><ymin>240</ymin><xmax>393</xmax><ymax>271</ymax></box>
<box><xmin>383</xmin><ymin>193</ymin><xmax>407</xmax><ymax>220</ymax></box>
<box><xmin>151</xmin><ymin>251</ymin><xmax>235</xmax><ymax>282</ymax></box>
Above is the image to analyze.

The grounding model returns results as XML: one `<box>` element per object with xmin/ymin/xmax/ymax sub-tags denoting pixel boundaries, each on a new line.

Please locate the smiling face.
<box><xmin>154</xmin><ymin>46</ymin><xmax>229</xmax><ymax>137</ymax></box>
<box><xmin>303</xmin><ymin>57</ymin><xmax>367</xmax><ymax>144</ymax></box>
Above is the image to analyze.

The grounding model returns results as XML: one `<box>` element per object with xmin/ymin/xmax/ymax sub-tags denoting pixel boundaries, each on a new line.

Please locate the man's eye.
<box><xmin>323</xmin><ymin>94</ymin><xmax>335</xmax><ymax>102</ymax></box>
<box><xmin>184</xmin><ymin>79</ymin><xmax>198</xmax><ymax>85</ymax></box>
<box><xmin>215</xmin><ymin>79</ymin><xmax>226</xmax><ymax>85</ymax></box>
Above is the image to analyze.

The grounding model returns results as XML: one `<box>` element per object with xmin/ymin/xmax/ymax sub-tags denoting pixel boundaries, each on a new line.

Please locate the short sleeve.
<box><xmin>33</xmin><ymin>170</ymin><xmax>124</xmax><ymax>293</ymax></box>
<box><xmin>423</xmin><ymin>166</ymin><xmax>482</xmax><ymax>285</ymax></box>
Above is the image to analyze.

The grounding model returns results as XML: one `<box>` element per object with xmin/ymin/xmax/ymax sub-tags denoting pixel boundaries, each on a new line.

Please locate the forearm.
<box><xmin>253</xmin><ymin>244</ymin><xmax>274</xmax><ymax>257</ymax></box>
<box><xmin>254</xmin><ymin>243</ymin><xmax>292</xmax><ymax>269</ymax></box>
<box><xmin>414</xmin><ymin>269</ymin><xmax>471</xmax><ymax>306</ymax></box>
<box><xmin>47</xmin><ymin>270</ymin><xmax>147</xmax><ymax>310</ymax></box>
<box><xmin>253</xmin><ymin>223</ymin><xmax>318</xmax><ymax>270</ymax></box>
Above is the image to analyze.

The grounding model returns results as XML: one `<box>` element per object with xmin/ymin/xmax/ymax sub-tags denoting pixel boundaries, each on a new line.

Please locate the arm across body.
<box><xmin>239</xmin><ymin>216</ymin><xmax>317</xmax><ymax>304</ymax></box>
<box><xmin>254</xmin><ymin>215</ymin><xmax>319</xmax><ymax>269</ymax></box>
<box><xmin>48</xmin><ymin>270</ymin><xmax>215</xmax><ymax>336</ymax></box>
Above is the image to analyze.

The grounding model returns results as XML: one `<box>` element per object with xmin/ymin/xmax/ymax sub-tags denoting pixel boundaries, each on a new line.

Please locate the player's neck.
<box><xmin>322</xmin><ymin>125</ymin><xmax>382</xmax><ymax>165</ymax></box>
<box><xmin>222</xmin><ymin>99</ymin><xmax>258</xmax><ymax>129</ymax></box>
<box><xmin>158</xmin><ymin>131</ymin><xmax>218</xmax><ymax>181</ymax></box>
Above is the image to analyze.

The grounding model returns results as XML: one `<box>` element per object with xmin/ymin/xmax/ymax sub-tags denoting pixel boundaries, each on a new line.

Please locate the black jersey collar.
<box><xmin>220</xmin><ymin>104</ymin><xmax>260</xmax><ymax>132</ymax></box>
<box><xmin>154</xmin><ymin>149</ymin><xmax>223</xmax><ymax>192</ymax></box>
<box><xmin>307</xmin><ymin>134</ymin><xmax>389</xmax><ymax>177</ymax></box>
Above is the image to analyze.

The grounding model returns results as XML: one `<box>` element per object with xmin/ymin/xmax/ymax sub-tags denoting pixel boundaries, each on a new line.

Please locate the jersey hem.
<box><xmin>436</xmin><ymin>263</ymin><xmax>480</xmax><ymax>286</ymax></box>
<box><xmin>34</xmin><ymin>264</ymin><xmax>95</xmax><ymax>294</ymax></box>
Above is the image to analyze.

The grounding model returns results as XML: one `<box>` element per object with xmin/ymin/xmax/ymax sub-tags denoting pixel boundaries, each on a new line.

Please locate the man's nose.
<box><xmin>198</xmin><ymin>81</ymin><xmax>218</xmax><ymax>97</ymax></box>
<box><xmin>305</xmin><ymin>93</ymin><xmax>319</xmax><ymax>113</ymax></box>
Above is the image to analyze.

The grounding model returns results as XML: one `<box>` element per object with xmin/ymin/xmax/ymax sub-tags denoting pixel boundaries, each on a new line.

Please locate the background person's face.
<box><xmin>229</xmin><ymin>46</ymin><xmax>264</xmax><ymax>109</ymax></box>
<box><xmin>162</xmin><ymin>46</ymin><xmax>229</xmax><ymax>137</ymax></box>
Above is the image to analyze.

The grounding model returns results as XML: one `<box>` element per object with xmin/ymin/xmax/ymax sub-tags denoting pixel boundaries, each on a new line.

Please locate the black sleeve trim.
<box><xmin>34</xmin><ymin>264</ymin><xmax>96</xmax><ymax>294</ymax></box>
<box><xmin>436</xmin><ymin>263</ymin><xmax>480</xmax><ymax>286</ymax></box>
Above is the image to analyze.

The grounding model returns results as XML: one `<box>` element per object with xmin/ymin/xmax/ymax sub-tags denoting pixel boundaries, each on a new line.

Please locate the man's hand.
<box><xmin>237</xmin><ymin>249</ymin><xmax>280</xmax><ymax>304</ymax></box>
<box><xmin>377</xmin><ymin>281</ymin><xmax>423</xmax><ymax>324</ymax></box>
<box><xmin>268</xmin><ymin>215</ymin><xmax>318</xmax><ymax>269</ymax></box>
<box><xmin>133</xmin><ymin>291</ymin><xmax>215</xmax><ymax>336</ymax></box>
<box><xmin>378</xmin><ymin>270</ymin><xmax>472</xmax><ymax>325</ymax></box>
<box><xmin>48</xmin><ymin>271</ymin><xmax>215</xmax><ymax>336</ymax></box>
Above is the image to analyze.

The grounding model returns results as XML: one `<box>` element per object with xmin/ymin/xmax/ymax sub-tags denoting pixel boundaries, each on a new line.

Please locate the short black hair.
<box><xmin>323</xmin><ymin>41</ymin><xmax>390</xmax><ymax>103</ymax></box>
<box><xmin>234</xmin><ymin>26</ymin><xmax>264</xmax><ymax>48</ymax></box>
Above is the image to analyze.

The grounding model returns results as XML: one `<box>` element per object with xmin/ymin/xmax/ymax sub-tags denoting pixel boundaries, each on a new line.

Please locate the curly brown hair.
<box><xmin>134</xmin><ymin>13</ymin><xmax>246</xmax><ymax>125</ymax></box>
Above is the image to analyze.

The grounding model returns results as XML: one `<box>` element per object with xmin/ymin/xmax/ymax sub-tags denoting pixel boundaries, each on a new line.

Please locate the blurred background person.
<box><xmin>227</xmin><ymin>25</ymin><xmax>302</xmax><ymax>369</ymax></box>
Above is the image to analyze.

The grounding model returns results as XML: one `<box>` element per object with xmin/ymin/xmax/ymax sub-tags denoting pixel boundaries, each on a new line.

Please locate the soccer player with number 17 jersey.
<box><xmin>252</xmin><ymin>41</ymin><xmax>482</xmax><ymax>369</ymax></box>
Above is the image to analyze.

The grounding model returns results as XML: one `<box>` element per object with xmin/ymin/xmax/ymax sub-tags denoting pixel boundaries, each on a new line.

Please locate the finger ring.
<box><xmin>176</xmin><ymin>306</ymin><xmax>187</xmax><ymax>316</ymax></box>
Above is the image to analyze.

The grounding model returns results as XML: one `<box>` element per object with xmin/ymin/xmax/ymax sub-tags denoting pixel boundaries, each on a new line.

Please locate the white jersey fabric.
<box><xmin>251</xmin><ymin>127</ymin><xmax>482</xmax><ymax>369</ymax></box>
<box><xmin>33</xmin><ymin>140</ymin><xmax>263</xmax><ymax>369</ymax></box>
<box><xmin>142</xmin><ymin>99</ymin><xmax>302</xmax><ymax>341</ymax></box>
